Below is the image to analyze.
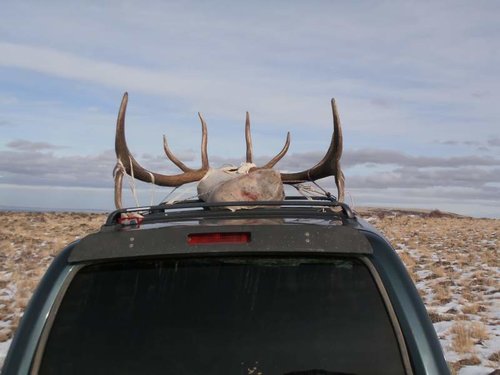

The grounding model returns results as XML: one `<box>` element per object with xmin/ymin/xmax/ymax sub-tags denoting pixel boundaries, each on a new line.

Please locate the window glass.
<box><xmin>39</xmin><ymin>257</ymin><xmax>405</xmax><ymax>375</ymax></box>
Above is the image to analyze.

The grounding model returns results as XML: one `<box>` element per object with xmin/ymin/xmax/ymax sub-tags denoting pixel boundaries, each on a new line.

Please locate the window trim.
<box><xmin>30</xmin><ymin>265</ymin><xmax>83</xmax><ymax>375</ymax></box>
<box><xmin>361</xmin><ymin>257</ymin><xmax>413</xmax><ymax>375</ymax></box>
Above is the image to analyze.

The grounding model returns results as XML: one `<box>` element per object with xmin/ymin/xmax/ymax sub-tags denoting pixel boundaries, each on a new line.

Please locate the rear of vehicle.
<box><xmin>2</xmin><ymin>199</ymin><xmax>450</xmax><ymax>375</ymax></box>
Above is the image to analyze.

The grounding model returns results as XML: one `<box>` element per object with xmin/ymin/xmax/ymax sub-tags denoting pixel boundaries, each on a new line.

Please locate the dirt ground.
<box><xmin>0</xmin><ymin>209</ymin><xmax>498</xmax><ymax>374</ymax></box>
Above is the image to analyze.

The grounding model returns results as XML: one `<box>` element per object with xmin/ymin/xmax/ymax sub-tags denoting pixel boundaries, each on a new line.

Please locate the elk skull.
<box><xmin>113</xmin><ymin>92</ymin><xmax>344</xmax><ymax>209</ymax></box>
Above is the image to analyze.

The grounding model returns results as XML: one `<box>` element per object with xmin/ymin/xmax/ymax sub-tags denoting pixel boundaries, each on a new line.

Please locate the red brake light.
<box><xmin>187</xmin><ymin>232</ymin><xmax>251</xmax><ymax>245</ymax></box>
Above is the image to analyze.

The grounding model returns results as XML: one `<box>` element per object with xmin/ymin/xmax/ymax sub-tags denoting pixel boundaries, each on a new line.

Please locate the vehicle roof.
<box><xmin>69</xmin><ymin>197</ymin><xmax>378</xmax><ymax>263</ymax></box>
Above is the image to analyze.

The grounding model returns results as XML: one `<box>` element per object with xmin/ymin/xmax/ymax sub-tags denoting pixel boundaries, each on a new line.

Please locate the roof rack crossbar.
<box><xmin>105</xmin><ymin>196</ymin><xmax>354</xmax><ymax>225</ymax></box>
<box><xmin>112</xmin><ymin>208</ymin><xmax>347</xmax><ymax>226</ymax></box>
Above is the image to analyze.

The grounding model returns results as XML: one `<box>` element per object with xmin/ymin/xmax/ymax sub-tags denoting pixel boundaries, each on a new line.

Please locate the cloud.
<box><xmin>6</xmin><ymin>139</ymin><xmax>66</xmax><ymax>151</ymax></box>
<box><xmin>0</xmin><ymin>149</ymin><xmax>115</xmax><ymax>188</ymax></box>
<box><xmin>0</xmin><ymin>22</ymin><xmax>499</xmax><ymax>139</ymax></box>
<box><xmin>0</xmin><ymin>145</ymin><xmax>201</xmax><ymax>189</ymax></box>
<box><xmin>272</xmin><ymin>149</ymin><xmax>500</xmax><ymax>171</ymax></box>
<box><xmin>0</xmin><ymin>95</ymin><xmax>18</xmax><ymax>106</ymax></box>
<box><xmin>487</xmin><ymin>137</ymin><xmax>500</xmax><ymax>147</ymax></box>
<box><xmin>1</xmin><ymin>1</ymin><xmax>499</xmax><ymax>217</ymax></box>
<box><xmin>343</xmin><ymin>149</ymin><xmax>500</xmax><ymax>168</ymax></box>
<box><xmin>347</xmin><ymin>167</ymin><xmax>500</xmax><ymax>189</ymax></box>
<box><xmin>437</xmin><ymin>140</ymin><xmax>460</xmax><ymax>146</ymax></box>
<box><xmin>2</xmin><ymin>141</ymin><xmax>498</xmax><ymax>188</ymax></box>
<box><xmin>0</xmin><ymin>42</ymin><xmax>334</xmax><ymax>128</ymax></box>
<box><xmin>433</xmin><ymin>138</ymin><xmax>500</xmax><ymax>153</ymax></box>
<box><xmin>0</xmin><ymin>42</ymin><xmax>189</xmax><ymax>95</ymax></box>
<box><xmin>1</xmin><ymin>142</ymin><xmax>498</xmax><ymax>217</ymax></box>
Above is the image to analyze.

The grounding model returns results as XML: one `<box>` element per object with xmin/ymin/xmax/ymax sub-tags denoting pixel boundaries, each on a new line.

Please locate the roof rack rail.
<box><xmin>104</xmin><ymin>196</ymin><xmax>355</xmax><ymax>226</ymax></box>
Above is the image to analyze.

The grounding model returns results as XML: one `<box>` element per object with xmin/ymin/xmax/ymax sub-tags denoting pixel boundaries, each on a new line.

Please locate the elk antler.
<box><xmin>245</xmin><ymin>111</ymin><xmax>291</xmax><ymax>168</ymax></box>
<box><xmin>114</xmin><ymin>92</ymin><xmax>210</xmax><ymax>208</ymax></box>
<box><xmin>280</xmin><ymin>98</ymin><xmax>345</xmax><ymax>202</ymax></box>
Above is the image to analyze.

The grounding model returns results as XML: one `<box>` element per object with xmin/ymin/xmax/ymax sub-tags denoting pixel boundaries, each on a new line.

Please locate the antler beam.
<box><xmin>280</xmin><ymin>98</ymin><xmax>344</xmax><ymax>202</ymax></box>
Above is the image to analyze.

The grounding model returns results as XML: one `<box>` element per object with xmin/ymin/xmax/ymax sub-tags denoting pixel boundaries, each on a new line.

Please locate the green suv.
<box><xmin>2</xmin><ymin>198</ymin><xmax>450</xmax><ymax>374</ymax></box>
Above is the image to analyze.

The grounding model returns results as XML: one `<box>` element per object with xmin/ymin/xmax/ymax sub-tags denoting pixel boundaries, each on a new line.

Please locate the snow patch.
<box><xmin>0</xmin><ymin>339</ymin><xmax>12</xmax><ymax>370</ymax></box>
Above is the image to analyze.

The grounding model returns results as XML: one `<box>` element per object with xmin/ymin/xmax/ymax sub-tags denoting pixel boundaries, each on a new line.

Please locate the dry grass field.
<box><xmin>0</xmin><ymin>209</ymin><xmax>498</xmax><ymax>374</ymax></box>
<box><xmin>358</xmin><ymin>208</ymin><xmax>499</xmax><ymax>374</ymax></box>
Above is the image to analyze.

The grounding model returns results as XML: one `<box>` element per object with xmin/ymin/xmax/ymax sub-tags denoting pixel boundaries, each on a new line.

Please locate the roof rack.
<box><xmin>104</xmin><ymin>196</ymin><xmax>355</xmax><ymax>226</ymax></box>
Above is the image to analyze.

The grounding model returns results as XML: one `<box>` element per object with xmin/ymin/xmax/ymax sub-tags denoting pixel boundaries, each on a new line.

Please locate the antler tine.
<box><xmin>163</xmin><ymin>135</ymin><xmax>192</xmax><ymax>172</ymax></box>
<box><xmin>245</xmin><ymin>111</ymin><xmax>253</xmax><ymax>163</ymax></box>
<box><xmin>280</xmin><ymin>98</ymin><xmax>344</xmax><ymax>201</ymax></box>
<box><xmin>330</xmin><ymin>98</ymin><xmax>343</xmax><ymax>161</ymax></box>
<box><xmin>261</xmin><ymin>132</ymin><xmax>291</xmax><ymax>169</ymax></box>
<box><xmin>335</xmin><ymin>169</ymin><xmax>345</xmax><ymax>203</ymax></box>
<box><xmin>113</xmin><ymin>162</ymin><xmax>125</xmax><ymax>209</ymax></box>
<box><xmin>198</xmin><ymin>112</ymin><xmax>209</xmax><ymax>169</ymax></box>
<box><xmin>246</xmin><ymin>110</ymin><xmax>290</xmax><ymax>169</ymax></box>
<box><xmin>114</xmin><ymin>92</ymin><xmax>210</xmax><ymax>208</ymax></box>
<box><xmin>162</xmin><ymin>113</ymin><xmax>209</xmax><ymax>172</ymax></box>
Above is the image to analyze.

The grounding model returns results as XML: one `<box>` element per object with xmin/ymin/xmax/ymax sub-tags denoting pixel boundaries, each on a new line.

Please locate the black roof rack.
<box><xmin>104</xmin><ymin>196</ymin><xmax>355</xmax><ymax>226</ymax></box>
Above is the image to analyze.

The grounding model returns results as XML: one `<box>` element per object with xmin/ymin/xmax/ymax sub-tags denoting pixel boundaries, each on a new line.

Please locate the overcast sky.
<box><xmin>0</xmin><ymin>1</ymin><xmax>499</xmax><ymax>217</ymax></box>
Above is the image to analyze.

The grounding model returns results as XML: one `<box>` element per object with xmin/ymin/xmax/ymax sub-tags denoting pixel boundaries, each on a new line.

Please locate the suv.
<box><xmin>2</xmin><ymin>197</ymin><xmax>449</xmax><ymax>375</ymax></box>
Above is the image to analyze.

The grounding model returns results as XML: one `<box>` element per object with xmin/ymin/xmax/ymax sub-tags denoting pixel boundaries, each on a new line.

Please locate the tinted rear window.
<box><xmin>39</xmin><ymin>257</ymin><xmax>406</xmax><ymax>375</ymax></box>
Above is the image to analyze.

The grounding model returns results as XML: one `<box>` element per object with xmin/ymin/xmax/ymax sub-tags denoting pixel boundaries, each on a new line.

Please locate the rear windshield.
<box><xmin>39</xmin><ymin>257</ymin><xmax>406</xmax><ymax>375</ymax></box>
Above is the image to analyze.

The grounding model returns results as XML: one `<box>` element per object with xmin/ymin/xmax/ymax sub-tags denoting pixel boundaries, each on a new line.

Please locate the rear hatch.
<box><xmin>36</xmin><ymin>252</ymin><xmax>410</xmax><ymax>375</ymax></box>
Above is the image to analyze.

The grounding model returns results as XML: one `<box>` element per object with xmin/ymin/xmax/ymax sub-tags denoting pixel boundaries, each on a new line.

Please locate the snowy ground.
<box><xmin>0</xmin><ymin>210</ymin><xmax>498</xmax><ymax>374</ymax></box>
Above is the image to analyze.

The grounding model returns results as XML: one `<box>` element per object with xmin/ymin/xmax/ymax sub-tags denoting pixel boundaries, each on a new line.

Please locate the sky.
<box><xmin>0</xmin><ymin>1</ymin><xmax>499</xmax><ymax>217</ymax></box>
